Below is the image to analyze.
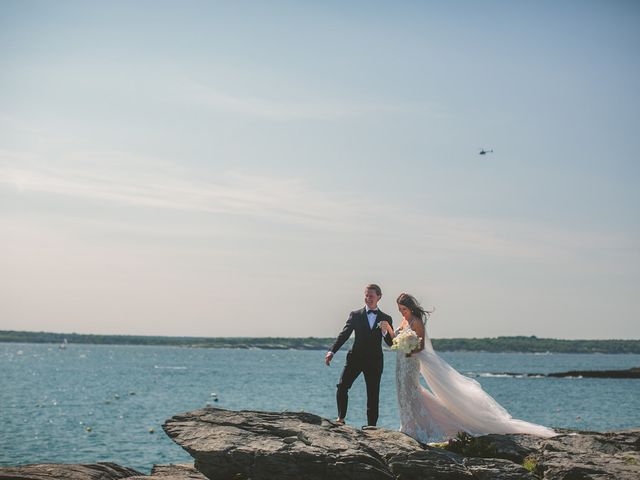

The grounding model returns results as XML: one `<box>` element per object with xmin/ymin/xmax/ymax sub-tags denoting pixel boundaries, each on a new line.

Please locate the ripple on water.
<box><xmin>1</xmin><ymin>344</ymin><xmax>639</xmax><ymax>472</ymax></box>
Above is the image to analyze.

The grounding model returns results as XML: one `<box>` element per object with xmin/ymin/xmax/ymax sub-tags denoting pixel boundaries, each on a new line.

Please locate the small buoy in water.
<box><xmin>576</xmin><ymin>415</ymin><xmax>581</xmax><ymax>420</ymax></box>
<box><xmin>213</xmin><ymin>398</ymin><xmax>219</xmax><ymax>402</ymax></box>
<box><xmin>210</xmin><ymin>393</ymin><xmax>217</xmax><ymax>398</ymax></box>
<box><xmin>148</xmin><ymin>428</ymin><xmax>155</xmax><ymax>434</ymax></box>
<box><xmin>85</xmin><ymin>427</ymin><xmax>92</xmax><ymax>432</ymax></box>
<box><xmin>114</xmin><ymin>394</ymin><xmax>120</xmax><ymax>400</ymax></box>
<box><xmin>129</xmin><ymin>392</ymin><xmax>136</xmax><ymax>396</ymax></box>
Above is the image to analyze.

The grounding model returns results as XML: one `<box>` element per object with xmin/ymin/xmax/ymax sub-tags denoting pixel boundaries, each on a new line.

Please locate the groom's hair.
<box><xmin>366</xmin><ymin>284</ymin><xmax>382</xmax><ymax>296</ymax></box>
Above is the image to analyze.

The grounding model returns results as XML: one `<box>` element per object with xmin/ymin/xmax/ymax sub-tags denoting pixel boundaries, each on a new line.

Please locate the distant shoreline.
<box><xmin>1</xmin><ymin>330</ymin><xmax>639</xmax><ymax>354</ymax></box>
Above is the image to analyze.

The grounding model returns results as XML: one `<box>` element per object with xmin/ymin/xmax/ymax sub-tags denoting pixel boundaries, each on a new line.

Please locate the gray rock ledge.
<box><xmin>163</xmin><ymin>408</ymin><xmax>640</xmax><ymax>480</ymax></box>
<box><xmin>0</xmin><ymin>463</ymin><xmax>204</xmax><ymax>480</ymax></box>
<box><xmin>0</xmin><ymin>462</ymin><xmax>143</xmax><ymax>480</ymax></box>
<box><xmin>126</xmin><ymin>464</ymin><xmax>207</xmax><ymax>480</ymax></box>
<box><xmin>2</xmin><ymin>409</ymin><xmax>638</xmax><ymax>479</ymax></box>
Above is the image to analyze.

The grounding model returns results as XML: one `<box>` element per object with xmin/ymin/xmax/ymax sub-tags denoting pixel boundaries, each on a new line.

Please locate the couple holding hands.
<box><xmin>325</xmin><ymin>284</ymin><xmax>555</xmax><ymax>443</ymax></box>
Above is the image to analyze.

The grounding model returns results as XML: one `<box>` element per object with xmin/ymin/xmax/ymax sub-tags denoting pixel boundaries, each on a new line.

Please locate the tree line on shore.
<box><xmin>1</xmin><ymin>330</ymin><xmax>639</xmax><ymax>353</ymax></box>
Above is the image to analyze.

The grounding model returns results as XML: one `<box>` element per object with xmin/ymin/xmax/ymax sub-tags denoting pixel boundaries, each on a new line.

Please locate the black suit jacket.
<box><xmin>330</xmin><ymin>308</ymin><xmax>393</xmax><ymax>364</ymax></box>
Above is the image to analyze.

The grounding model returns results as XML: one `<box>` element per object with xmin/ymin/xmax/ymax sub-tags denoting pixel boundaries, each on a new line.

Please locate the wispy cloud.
<box><xmin>1</xmin><ymin>148</ymin><xmax>631</xmax><ymax>265</ymax></box>
<box><xmin>0</xmin><ymin>149</ymin><xmax>365</xmax><ymax>228</ymax></box>
<box><xmin>183</xmin><ymin>80</ymin><xmax>409</xmax><ymax>121</ymax></box>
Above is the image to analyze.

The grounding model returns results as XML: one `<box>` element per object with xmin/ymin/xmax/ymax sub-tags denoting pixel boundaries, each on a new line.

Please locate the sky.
<box><xmin>1</xmin><ymin>1</ymin><xmax>638</xmax><ymax>339</ymax></box>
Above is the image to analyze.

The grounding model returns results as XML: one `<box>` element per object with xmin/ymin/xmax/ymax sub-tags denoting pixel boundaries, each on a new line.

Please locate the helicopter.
<box><xmin>479</xmin><ymin>148</ymin><xmax>494</xmax><ymax>155</ymax></box>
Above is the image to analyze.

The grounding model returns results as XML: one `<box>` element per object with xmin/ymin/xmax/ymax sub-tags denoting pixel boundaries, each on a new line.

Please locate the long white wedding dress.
<box><xmin>395</xmin><ymin>324</ymin><xmax>556</xmax><ymax>443</ymax></box>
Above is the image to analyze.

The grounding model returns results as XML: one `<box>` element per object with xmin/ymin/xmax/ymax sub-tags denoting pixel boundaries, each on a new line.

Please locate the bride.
<box><xmin>380</xmin><ymin>293</ymin><xmax>556</xmax><ymax>443</ymax></box>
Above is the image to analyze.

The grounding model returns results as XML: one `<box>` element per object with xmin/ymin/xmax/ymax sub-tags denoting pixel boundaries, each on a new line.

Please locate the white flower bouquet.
<box><xmin>391</xmin><ymin>329</ymin><xmax>421</xmax><ymax>354</ymax></box>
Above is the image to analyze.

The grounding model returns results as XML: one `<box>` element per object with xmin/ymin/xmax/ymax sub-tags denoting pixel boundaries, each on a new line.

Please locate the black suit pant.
<box><xmin>336</xmin><ymin>353</ymin><xmax>383</xmax><ymax>426</ymax></box>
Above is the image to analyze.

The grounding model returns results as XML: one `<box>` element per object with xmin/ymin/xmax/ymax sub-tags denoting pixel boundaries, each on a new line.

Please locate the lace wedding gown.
<box><xmin>395</xmin><ymin>324</ymin><xmax>556</xmax><ymax>443</ymax></box>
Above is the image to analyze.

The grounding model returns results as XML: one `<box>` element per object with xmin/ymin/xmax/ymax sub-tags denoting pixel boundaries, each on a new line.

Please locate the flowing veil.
<box><xmin>412</xmin><ymin>328</ymin><xmax>556</xmax><ymax>439</ymax></box>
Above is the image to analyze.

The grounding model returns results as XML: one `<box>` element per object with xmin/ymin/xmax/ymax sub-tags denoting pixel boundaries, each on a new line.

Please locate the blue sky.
<box><xmin>1</xmin><ymin>1</ymin><xmax>638</xmax><ymax>338</ymax></box>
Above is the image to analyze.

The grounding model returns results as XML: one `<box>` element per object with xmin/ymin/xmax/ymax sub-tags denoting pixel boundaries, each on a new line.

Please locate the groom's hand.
<box><xmin>325</xmin><ymin>351</ymin><xmax>334</xmax><ymax>366</ymax></box>
<box><xmin>379</xmin><ymin>321</ymin><xmax>391</xmax><ymax>335</ymax></box>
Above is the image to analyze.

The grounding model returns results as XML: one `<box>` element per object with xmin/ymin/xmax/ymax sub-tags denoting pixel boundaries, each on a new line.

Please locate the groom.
<box><xmin>325</xmin><ymin>284</ymin><xmax>393</xmax><ymax>427</ymax></box>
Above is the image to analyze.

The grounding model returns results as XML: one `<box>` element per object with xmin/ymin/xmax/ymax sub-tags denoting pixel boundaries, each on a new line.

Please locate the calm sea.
<box><xmin>1</xmin><ymin>343</ymin><xmax>639</xmax><ymax>473</ymax></box>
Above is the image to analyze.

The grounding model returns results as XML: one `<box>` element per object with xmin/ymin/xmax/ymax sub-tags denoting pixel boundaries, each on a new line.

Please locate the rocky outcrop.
<box><xmin>490</xmin><ymin>367</ymin><xmax>640</xmax><ymax>378</ymax></box>
<box><xmin>163</xmin><ymin>408</ymin><xmax>640</xmax><ymax>480</ymax></box>
<box><xmin>529</xmin><ymin>430</ymin><xmax>640</xmax><ymax>479</ymax></box>
<box><xmin>547</xmin><ymin>367</ymin><xmax>640</xmax><ymax>378</ymax></box>
<box><xmin>0</xmin><ymin>463</ymin><xmax>207</xmax><ymax>480</ymax></box>
<box><xmin>163</xmin><ymin>408</ymin><xmax>422</xmax><ymax>480</ymax></box>
<box><xmin>0</xmin><ymin>462</ymin><xmax>143</xmax><ymax>480</ymax></box>
<box><xmin>2</xmin><ymin>409</ymin><xmax>638</xmax><ymax>479</ymax></box>
<box><xmin>126</xmin><ymin>464</ymin><xmax>207</xmax><ymax>480</ymax></box>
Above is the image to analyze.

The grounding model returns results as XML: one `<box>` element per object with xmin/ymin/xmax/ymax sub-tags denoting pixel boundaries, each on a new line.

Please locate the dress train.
<box><xmin>396</xmin><ymin>327</ymin><xmax>556</xmax><ymax>443</ymax></box>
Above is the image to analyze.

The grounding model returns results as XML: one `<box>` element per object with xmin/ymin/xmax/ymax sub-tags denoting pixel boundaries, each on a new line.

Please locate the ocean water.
<box><xmin>1</xmin><ymin>343</ymin><xmax>639</xmax><ymax>473</ymax></box>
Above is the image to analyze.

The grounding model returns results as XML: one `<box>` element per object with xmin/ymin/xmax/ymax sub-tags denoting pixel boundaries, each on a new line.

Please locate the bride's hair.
<box><xmin>396</xmin><ymin>293</ymin><xmax>434</xmax><ymax>323</ymax></box>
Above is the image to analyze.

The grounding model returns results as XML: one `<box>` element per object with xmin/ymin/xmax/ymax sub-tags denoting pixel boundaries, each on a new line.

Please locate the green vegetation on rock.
<box><xmin>522</xmin><ymin>455</ymin><xmax>539</xmax><ymax>474</ymax></box>
<box><xmin>444</xmin><ymin>431</ymin><xmax>497</xmax><ymax>458</ymax></box>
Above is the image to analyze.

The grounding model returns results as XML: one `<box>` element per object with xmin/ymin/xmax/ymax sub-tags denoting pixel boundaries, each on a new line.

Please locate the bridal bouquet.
<box><xmin>391</xmin><ymin>329</ymin><xmax>421</xmax><ymax>354</ymax></box>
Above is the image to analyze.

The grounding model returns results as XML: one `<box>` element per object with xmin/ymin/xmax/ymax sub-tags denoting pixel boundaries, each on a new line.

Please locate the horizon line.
<box><xmin>1</xmin><ymin>329</ymin><xmax>638</xmax><ymax>342</ymax></box>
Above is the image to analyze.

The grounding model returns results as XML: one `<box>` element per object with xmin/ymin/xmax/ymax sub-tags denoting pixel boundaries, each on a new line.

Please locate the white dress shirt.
<box><xmin>366</xmin><ymin>308</ymin><xmax>378</xmax><ymax>329</ymax></box>
<box><xmin>367</xmin><ymin>307</ymin><xmax>390</xmax><ymax>336</ymax></box>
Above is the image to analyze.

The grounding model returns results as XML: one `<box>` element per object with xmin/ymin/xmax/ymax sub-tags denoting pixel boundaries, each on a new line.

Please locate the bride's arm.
<box><xmin>412</xmin><ymin>320</ymin><xmax>426</xmax><ymax>353</ymax></box>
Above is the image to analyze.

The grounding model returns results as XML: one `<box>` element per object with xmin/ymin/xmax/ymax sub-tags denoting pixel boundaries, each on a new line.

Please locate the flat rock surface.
<box><xmin>3</xmin><ymin>410</ymin><xmax>638</xmax><ymax>480</ymax></box>
<box><xmin>534</xmin><ymin>430</ymin><xmax>640</xmax><ymax>479</ymax></box>
<box><xmin>126</xmin><ymin>464</ymin><xmax>207</xmax><ymax>480</ymax></box>
<box><xmin>0</xmin><ymin>462</ymin><xmax>143</xmax><ymax>480</ymax></box>
<box><xmin>164</xmin><ymin>408</ymin><xmax>640</xmax><ymax>480</ymax></box>
<box><xmin>163</xmin><ymin>408</ymin><xmax>422</xmax><ymax>480</ymax></box>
